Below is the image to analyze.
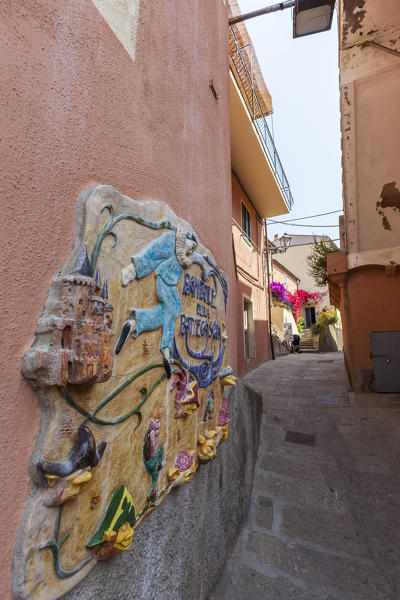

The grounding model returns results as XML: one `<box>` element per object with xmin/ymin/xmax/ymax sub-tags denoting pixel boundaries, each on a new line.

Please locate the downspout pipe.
<box><xmin>264</xmin><ymin>221</ymin><xmax>275</xmax><ymax>360</ymax></box>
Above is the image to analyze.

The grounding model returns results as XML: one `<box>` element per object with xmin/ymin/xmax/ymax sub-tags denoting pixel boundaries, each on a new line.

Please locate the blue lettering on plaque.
<box><xmin>174</xmin><ymin>257</ymin><xmax>228</xmax><ymax>388</ymax></box>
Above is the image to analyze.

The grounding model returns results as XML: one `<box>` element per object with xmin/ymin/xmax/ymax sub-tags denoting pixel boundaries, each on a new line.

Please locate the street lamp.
<box><xmin>293</xmin><ymin>0</ymin><xmax>336</xmax><ymax>38</ymax></box>
<box><xmin>270</xmin><ymin>233</ymin><xmax>292</xmax><ymax>254</ymax></box>
<box><xmin>280</xmin><ymin>233</ymin><xmax>291</xmax><ymax>250</ymax></box>
<box><xmin>229</xmin><ymin>0</ymin><xmax>336</xmax><ymax>39</ymax></box>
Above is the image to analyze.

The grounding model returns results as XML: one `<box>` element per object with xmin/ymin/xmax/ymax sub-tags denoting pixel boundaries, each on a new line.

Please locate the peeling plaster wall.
<box><xmin>340</xmin><ymin>0</ymin><xmax>400</xmax><ymax>259</ymax></box>
<box><xmin>341</xmin><ymin>0</ymin><xmax>400</xmax><ymax>50</ymax></box>
<box><xmin>335</xmin><ymin>1</ymin><xmax>400</xmax><ymax>389</ymax></box>
<box><xmin>349</xmin><ymin>67</ymin><xmax>400</xmax><ymax>252</ymax></box>
<box><xmin>1</xmin><ymin>2</ymin><xmax>233</xmax><ymax>598</ymax></box>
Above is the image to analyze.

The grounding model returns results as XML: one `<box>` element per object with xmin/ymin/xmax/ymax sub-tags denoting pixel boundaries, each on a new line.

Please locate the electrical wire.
<box><xmin>272</xmin><ymin>238</ymin><xmax>340</xmax><ymax>247</ymax></box>
<box><xmin>267</xmin><ymin>209</ymin><xmax>343</xmax><ymax>224</ymax></box>
<box><xmin>266</xmin><ymin>221</ymin><xmax>339</xmax><ymax>227</ymax></box>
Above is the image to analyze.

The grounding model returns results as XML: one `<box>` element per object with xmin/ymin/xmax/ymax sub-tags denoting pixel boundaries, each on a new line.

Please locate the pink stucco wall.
<box><xmin>1</xmin><ymin>2</ymin><xmax>233</xmax><ymax>597</ymax></box>
<box><xmin>231</xmin><ymin>173</ymin><xmax>270</xmax><ymax>376</ymax></box>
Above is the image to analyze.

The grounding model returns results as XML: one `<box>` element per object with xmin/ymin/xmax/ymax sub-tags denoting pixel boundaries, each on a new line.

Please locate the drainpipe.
<box><xmin>264</xmin><ymin>221</ymin><xmax>275</xmax><ymax>360</ymax></box>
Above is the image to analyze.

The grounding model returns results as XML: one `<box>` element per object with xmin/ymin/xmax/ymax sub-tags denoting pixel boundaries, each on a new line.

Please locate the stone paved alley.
<box><xmin>211</xmin><ymin>353</ymin><xmax>400</xmax><ymax>600</ymax></box>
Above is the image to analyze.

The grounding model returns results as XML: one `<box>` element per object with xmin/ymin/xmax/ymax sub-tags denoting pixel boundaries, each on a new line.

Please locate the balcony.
<box><xmin>230</xmin><ymin>25</ymin><xmax>293</xmax><ymax>217</ymax></box>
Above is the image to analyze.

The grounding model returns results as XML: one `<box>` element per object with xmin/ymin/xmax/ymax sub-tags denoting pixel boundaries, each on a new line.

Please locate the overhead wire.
<box><xmin>270</xmin><ymin>238</ymin><xmax>340</xmax><ymax>247</ymax></box>
<box><xmin>266</xmin><ymin>221</ymin><xmax>339</xmax><ymax>227</ymax></box>
<box><xmin>267</xmin><ymin>209</ymin><xmax>343</xmax><ymax>224</ymax></box>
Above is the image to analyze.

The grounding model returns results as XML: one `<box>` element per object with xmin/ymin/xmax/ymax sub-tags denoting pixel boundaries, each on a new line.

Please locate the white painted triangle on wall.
<box><xmin>91</xmin><ymin>0</ymin><xmax>140</xmax><ymax>62</ymax></box>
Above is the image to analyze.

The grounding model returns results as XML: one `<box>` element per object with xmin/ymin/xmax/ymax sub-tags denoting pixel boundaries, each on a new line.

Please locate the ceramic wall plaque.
<box><xmin>12</xmin><ymin>185</ymin><xmax>236</xmax><ymax>600</ymax></box>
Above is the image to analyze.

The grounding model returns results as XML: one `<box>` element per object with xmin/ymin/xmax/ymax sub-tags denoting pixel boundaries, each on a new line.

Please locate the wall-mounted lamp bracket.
<box><xmin>229</xmin><ymin>1</ymin><xmax>295</xmax><ymax>26</ymax></box>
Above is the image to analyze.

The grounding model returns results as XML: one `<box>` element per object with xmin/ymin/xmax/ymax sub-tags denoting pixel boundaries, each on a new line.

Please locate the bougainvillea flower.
<box><xmin>270</xmin><ymin>282</ymin><xmax>321</xmax><ymax>323</ymax></box>
<box><xmin>287</xmin><ymin>289</ymin><xmax>321</xmax><ymax>322</ymax></box>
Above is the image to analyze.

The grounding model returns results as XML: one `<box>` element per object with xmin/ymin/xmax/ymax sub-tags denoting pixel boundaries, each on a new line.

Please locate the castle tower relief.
<box><xmin>22</xmin><ymin>247</ymin><xmax>115</xmax><ymax>387</ymax></box>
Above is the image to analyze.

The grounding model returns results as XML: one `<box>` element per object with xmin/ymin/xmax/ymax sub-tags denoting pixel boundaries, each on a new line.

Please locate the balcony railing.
<box><xmin>229</xmin><ymin>26</ymin><xmax>294</xmax><ymax>209</ymax></box>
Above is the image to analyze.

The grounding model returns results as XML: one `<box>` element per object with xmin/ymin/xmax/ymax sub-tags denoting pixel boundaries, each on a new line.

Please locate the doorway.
<box><xmin>304</xmin><ymin>306</ymin><xmax>316</xmax><ymax>328</ymax></box>
<box><xmin>243</xmin><ymin>298</ymin><xmax>256</xmax><ymax>359</ymax></box>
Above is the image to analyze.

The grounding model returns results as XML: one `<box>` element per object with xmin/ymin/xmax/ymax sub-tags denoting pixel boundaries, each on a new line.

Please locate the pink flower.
<box><xmin>170</xmin><ymin>368</ymin><xmax>199</xmax><ymax>417</ymax></box>
<box><xmin>286</xmin><ymin>289</ymin><xmax>321</xmax><ymax>322</ymax></box>
<box><xmin>175</xmin><ymin>451</ymin><xmax>194</xmax><ymax>472</ymax></box>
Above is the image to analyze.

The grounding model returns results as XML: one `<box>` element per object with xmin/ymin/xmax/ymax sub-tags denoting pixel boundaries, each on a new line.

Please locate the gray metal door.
<box><xmin>370</xmin><ymin>331</ymin><xmax>400</xmax><ymax>393</ymax></box>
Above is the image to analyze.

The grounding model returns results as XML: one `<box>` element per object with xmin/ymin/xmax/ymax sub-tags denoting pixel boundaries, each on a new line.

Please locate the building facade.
<box><xmin>269</xmin><ymin>257</ymin><xmax>300</xmax><ymax>345</ymax></box>
<box><xmin>2</xmin><ymin>1</ymin><xmax>293</xmax><ymax>598</ymax></box>
<box><xmin>231</xmin><ymin>174</ymin><xmax>270</xmax><ymax>373</ymax></box>
<box><xmin>272</xmin><ymin>259</ymin><xmax>299</xmax><ymax>296</ymax></box>
<box><xmin>327</xmin><ymin>0</ymin><xmax>400</xmax><ymax>391</ymax></box>
<box><xmin>2</xmin><ymin>2</ymin><xmax>233</xmax><ymax>598</ymax></box>
<box><xmin>229</xmin><ymin>0</ymin><xmax>293</xmax><ymax>376</ymax></box>
<box><xmin>273</xmin><ymin>234</ymin><xmax>331</xmax><ymax>327</ymax></box>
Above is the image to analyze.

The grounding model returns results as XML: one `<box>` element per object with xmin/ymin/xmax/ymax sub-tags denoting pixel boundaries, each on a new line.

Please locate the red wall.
<box><xmin>1</xmin><ymin>2</ymin><xmax>233</xmax><ymax>597</ymax></box>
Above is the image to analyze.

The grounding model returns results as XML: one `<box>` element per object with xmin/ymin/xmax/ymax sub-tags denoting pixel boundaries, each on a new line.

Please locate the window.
<box><xmin>61</xmin><ymin>326</ymin><xmax>72</xmax><ymax>350</ymax></box>
<box><xmin>242</xmin><ymin>203</ymin><xmax>251</xmax><ymax>242</ymax></box>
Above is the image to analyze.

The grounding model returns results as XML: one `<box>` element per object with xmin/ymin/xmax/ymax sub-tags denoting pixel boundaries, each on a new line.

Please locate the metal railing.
<box><xmin>230</xmin><ymin>26</ymin><xmax>294</xmax><ymax>209</ymax></box>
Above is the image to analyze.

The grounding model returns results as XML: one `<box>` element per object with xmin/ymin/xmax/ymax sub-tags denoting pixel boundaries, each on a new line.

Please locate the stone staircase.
<box><xmin>299</xmin><ymin>328</ymin><xmax>318</xmax><ymax>352</ymax></box>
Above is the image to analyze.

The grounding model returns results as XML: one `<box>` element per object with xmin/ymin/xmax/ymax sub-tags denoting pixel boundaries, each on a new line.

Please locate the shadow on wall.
<box><xmin>237</xmin><ymin>317</ymin><xmax>271</xmax><ymax>378</ymax></box>
<box><xmin>319</xmin><ymin>324</ymin><xmax>343</xmax><ymax>353</ymax></box>
<box><xmin>255</xmin><ymin>318</ymin><xmax>270</xmax><ymax>359</ymax></box>
<box><xmin>236</xmin><ymin>276</ymin><xmax>271</xmax><ymax>377</ymax></box>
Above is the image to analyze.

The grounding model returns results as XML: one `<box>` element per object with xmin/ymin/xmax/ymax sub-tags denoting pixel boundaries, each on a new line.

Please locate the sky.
<box><xmin>236</xmin><ymin>0</ymin><xmax>342</xmax><ymax>244</ymax></box>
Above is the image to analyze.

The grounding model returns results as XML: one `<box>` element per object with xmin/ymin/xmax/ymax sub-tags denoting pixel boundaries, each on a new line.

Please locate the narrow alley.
<box><xmin>212</xmin><ymin>353</ymin><xmax>400</xmax><ymax>600</ymax></box>
<box><xmin>4</xmin><ymin>3</ymin><xmax>400</xmax><ymax>599</ymax></box>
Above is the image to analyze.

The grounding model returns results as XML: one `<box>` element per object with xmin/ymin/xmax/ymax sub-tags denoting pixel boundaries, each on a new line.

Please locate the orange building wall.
<box><xmin>231</xmin><ymin>173</ymin><xmax>270</xmax><ymax>377</ymax></box>
<box><xmin>1</xmin><ymin>3</ymin><xmax>233</xmax><ymax>597</ymax></box>
<box><xmin>328</xmin><ymin>250</ymin><xmax>400</xmax><ymax>390</ymax></box>
<box><xmin>343</xmin><ymin>266</ymin><xmax>400</xmax><ymax>388</ymax></box>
